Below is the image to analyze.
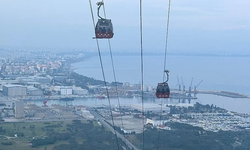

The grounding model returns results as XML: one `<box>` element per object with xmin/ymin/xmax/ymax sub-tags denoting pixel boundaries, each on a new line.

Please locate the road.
<box><xmin>90</xmin><ymin>110</ymin><xmax>138</xmax><ymax>150</ymax></box>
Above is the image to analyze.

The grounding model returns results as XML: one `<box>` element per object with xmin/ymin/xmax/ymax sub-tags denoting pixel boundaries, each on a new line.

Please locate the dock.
<box><xmin>195</xmin><ymin>90</ymin><xmax>250</xmax><ymax>98</ymax></box>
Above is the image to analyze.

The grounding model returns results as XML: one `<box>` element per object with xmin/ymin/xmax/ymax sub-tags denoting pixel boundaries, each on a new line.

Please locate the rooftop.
<box><xmin>3</xmin><ymin>84</ymin><xmax>26</xmax><ymax>88</ymax></box>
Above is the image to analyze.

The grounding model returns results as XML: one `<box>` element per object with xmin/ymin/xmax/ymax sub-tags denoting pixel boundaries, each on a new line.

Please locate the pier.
<box><xmin>195</xmin><ymin>90</ymin><xmax>250</xmax><ymax>98</ymax></box>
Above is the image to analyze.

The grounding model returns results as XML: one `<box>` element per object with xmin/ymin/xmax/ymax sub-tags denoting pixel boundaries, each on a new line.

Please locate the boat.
<box><xmin>60</xmin><ymin>97</ymin><xmax>74</xmax><ymax>101</ymax></box>
<box><xmin>97</xmin><ymin>95</ymin><xmax>107</xmax><ymax>99</ymax></box>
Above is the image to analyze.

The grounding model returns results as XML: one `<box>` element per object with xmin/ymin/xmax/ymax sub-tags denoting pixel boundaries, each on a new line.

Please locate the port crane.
<box><xmin>177</xmin><ymin>76</ymin><xmax>181</xmax><ymax>91</ymax></box>
<box><xmin>181</xmin><ymin>77</ymin><xmax>185</xmax><ymax>92</ymax></box>
<box><xmin>194</xmin><ymin>80</ymin><xmax>203</xmax><ymax>94</ymax></box>
<box><xmin>189</xmin><ymin>77</ymin><xmax>193</xmax><ymax>93</ymax></box>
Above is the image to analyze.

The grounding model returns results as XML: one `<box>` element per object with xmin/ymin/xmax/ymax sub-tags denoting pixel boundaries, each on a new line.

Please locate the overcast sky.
<box><xmin>0</xmin><ymin>0</ymin><xmax>249</xmax><ymax>53</ymax></box>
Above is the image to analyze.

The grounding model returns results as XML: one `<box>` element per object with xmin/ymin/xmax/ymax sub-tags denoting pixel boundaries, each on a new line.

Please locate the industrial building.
<box><xmin>73</xmin><ymin>86</ymin><xmax>88</xmax><ymax>95</ymax></box>
<box><xmin>146</xmin><ymin>118</ymin><xmax>171</xmax><ymax>129</ymax></box>
<box><xmin>3</xmin><ymin>85</ymin><xmax>27</xmax><ymax>97</ymax></box>
<box><xmin>0</xmin><ymin>80</ymin><xmax>20</xmax><ymax>93</ymax></box>
<box><xmin>34</xmin><ymin>76</ymin><xmax>51</xmax><ymax>84</ymax></box>
<box><xmin>131</xmin><ymin>103</ymin><xmax>170</xmax><ymax>113</ymax></box>
<box><xmin>52</xmin><ymin>86</ymin><xmax>72</xmax><ymax>95</ymax></box>
<box><xmin>17</xmin><ymin>76</ymin><xmax>51</xmax><ymax>85</ymax></box>
<box><xmin>60</xmin><ymin>88</ymin><xmax>72</xmax><ymax>95</ymax></box>
<box><xmin>52</xmin><ymin>86</ymin><xmax>87</xmax><ymax>95</ymax></box>
<box><xmin>27</xmin><ymin>86</ymin><xmax>43</xmax><ymax>96</ymax></box>
<box><xmin>17</xmin><ymin>77</ymin><xmax>36</xmax><ymax>85</ymax></box>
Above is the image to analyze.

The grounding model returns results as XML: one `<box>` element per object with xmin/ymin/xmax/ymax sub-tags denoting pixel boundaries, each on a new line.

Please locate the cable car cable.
<box><xmin>157</xmin><ymin>0</ymin><xmax>172</xmax><ymax>149</ymax></box>
<box><xmin>89</xmin><ymin>1</ymin><xmax>120</xmax><ymax>150</ymax></box>
<box><xmin>107</xmin><ymin>38</ymin><xmax>125</xmax><ymax>130</ymax></box>
<box><xmin>163</xmin><ymin>0</ymin><xmax>171</xmax><ymax>82</ymax></box>
<box><xmin>101</xmin><ymin>0</ymin><xmax>125</xmax><ymax>130</ymax></box>
<box><xmin>156</xmin><ymin>0</ymin><xmax>171</xmax><ymax>98</ymax></box>
<box><xmin>139</xmin><ymin>0</ymin><xmax>145</xmax><ymax>150</ymax></box>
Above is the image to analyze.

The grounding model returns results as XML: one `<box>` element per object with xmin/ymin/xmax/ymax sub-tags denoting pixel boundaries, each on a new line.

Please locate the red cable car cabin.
<box><xmin>156</xmin><ymin>82</ymin><xmax>170</xmax><ymax>98</ymax></box>
<box><xmin>95</xmin><ymin>19</ymin><xmax>114</xmax><ymax>39</ymax></box>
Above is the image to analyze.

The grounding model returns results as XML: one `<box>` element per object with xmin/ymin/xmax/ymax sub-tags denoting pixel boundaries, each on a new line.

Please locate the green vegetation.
<box><xmin>71</xmin><ymin>72</ymin><xmax>104</xmax><ymax>85</ymax></box>
<box><xmin>170</xmin><ymin>102</ymin><xmax>228</xmax><ymax>115</ymax></box>
<box><xmin>69</xmin><ymin>72</ymin><xmax>123</xmax><ymax>93</ymax></box>
<box><xmin>2</xmin><ymin>118</ymin><xmax>250</xmax><ymax>150</ymax></box>
<box><xmin>69</xmin><ymin>72</ymin><xmax>105</xmax><ymax>93</ymax></box>
<box><xmin>1</xmin><ymin>141</ymin><xmax>13</xmax><ymax>145</ymax></box>
<box><xmin>0</xmin><ymin>121</ymin><xmax>69</xmax><ymax>150</ymax></box>
<box><xmin>52</xmin><ymin>120</ymin><xmax>126</xmax><ymax>150</ymax></box>
<box><xmin>0</xmin><ymin>121</ymin><xmax>66</xmax><ymax>138</ymax></box>
<box><xmin>0</xmin><ymin>120</ymin><xmax>127</xmax><ymax>150</ymax></box>
<box><xmin>133</xmin><ymin>122</ymin><xmax>250</xmax><ymax>150</ymax></box>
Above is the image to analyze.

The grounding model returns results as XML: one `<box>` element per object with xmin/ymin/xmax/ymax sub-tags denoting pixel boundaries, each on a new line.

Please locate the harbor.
<box><xmin>17</xmin><ymin>89</ymin><xmax>250</xmax><ymax>102</ymax></box>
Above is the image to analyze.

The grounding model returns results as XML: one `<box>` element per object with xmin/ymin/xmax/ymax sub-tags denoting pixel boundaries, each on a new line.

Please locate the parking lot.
<box><xmin>107</xmin><ymin>115</ymin><xmax>146</xmax><ymax>133</ymax></box>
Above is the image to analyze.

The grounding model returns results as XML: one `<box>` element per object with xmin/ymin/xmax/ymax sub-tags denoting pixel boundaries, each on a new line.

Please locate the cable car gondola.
<box><xmin>156</xmin><ymin>70</ymin><xmax>170</xmax><ymax>98</ymax></box>
<box><xmin>95</xmin><ymin>2</ymin><xmax>114</xmax><ymax>39</ymax></box>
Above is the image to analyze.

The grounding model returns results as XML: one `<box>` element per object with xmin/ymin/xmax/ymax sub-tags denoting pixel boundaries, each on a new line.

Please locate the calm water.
<box><xmin>33</xmin><ymin>54</ymin><xmax>250</xmax><ymax>113</ymax></box>
<box><xmin>73</xmin><ymin>54</ymin><xmax>250</xmax><ymax>94</ymax></box>
<box><xmin>30</xmin><ymin>94</ymin><xmax>250</xmax><ymax>114</ymax></box>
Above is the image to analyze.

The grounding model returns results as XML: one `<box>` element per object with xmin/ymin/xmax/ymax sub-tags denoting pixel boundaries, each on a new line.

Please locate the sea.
<box><xmin>35</xmin><ymin>53</ymin><xmax>250</xmax><ymax>114</ymax></box>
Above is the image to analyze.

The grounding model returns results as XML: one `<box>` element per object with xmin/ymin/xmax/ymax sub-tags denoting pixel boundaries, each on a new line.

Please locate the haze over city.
<box><xmin>1</xmin><ymin>1</ymin><xmax>250</xmax><ymax>150</ymax></box>
<box><xmin>1</xmin><ymin>0</ymin><xmax>250</xmax><ymax>53</ymax></box>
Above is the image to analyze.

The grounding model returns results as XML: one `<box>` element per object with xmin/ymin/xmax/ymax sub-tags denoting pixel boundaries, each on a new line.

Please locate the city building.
<box><xmin>15</xmin><ymin>101</ymin><xmax>24</xmax><ymax>118</ymax></box>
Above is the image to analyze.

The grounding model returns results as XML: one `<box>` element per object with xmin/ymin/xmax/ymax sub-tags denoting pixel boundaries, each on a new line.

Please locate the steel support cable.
<box><xmin>101</xmin><ymin>0</ymin><xmax>124</xmax><ymax>130</ymax></box>
<box><xmin>163</xmin><ymin>0</ymin><xmax>171</xmax><ymax>82</ymax></box>
<box><xmin>89</xmin><ymin>1</ymin><xmax>120</xmax><ymax>150</ymax></box>
<box><xmin>139</xmin><ymin>0</ymin><xmax>145</xmax><ymax>150</ymax></box>
<box><xmin>157</xmin><ymin>0</ymin><xmax>172</xmax><ymax>149</ymax></box>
